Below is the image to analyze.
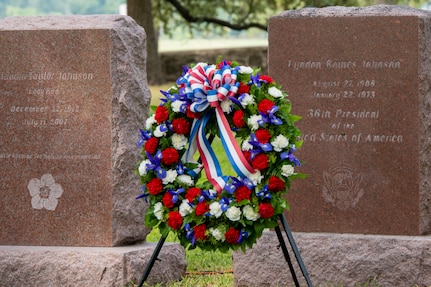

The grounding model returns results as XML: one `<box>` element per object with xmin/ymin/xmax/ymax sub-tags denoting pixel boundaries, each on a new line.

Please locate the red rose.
<box><xmin>147</xmin><ymin>178</ymin><xmax>163</xmax><ymax>195</ymax></box>
<box><xmin>252</xmin><ymin>153</ymin><xmax>269</xmax><ymax>170</ymax></box>
<box><xmin>259</xmin><ymin>203</ymin><xmax>275</xmax><ymax>219</ymax></box>
<box><xmin>172</xmin><ymin>118</ymin><xmax>191</xmax><ymax>134</ymax></box>
<box><xmin>233</xmin><ymin>110</ymin><xmax>245</xmax><ymax>128</ymax></box>
<box><xmin>185</xmin><ymin>106</ymin><xmax>201</xmax><ymax>119</ymax></box>
<box><xmin>242</xmin><ymin>151</ymin><xmax>252</xmax><ymax>164</ymax></box>
<box><xmin>167</xmin><ymin>211</ymin><xmax>183</xmax><ymax>230</ymax></box>
<box><xmin>255</xmin><ymin>128</ymin><xmax>272</xmax><ymax>144</ymax></box>
<box><xmin>154</xmin><ymin>105</ymin><xmax>169</xmax><ymax>123</ymax></box>
<box><xmin>162</xmin><ymin>192</ymin><xmax>175</xmax><ymax>209</ymax></box>
<box><xmin>144</xmin><ymin>137</ymin><xmax>158</xmax><ymax>154</ymax></box>
<box><xmin>260</xmin><ymin>75</ymin><xmax>274</xmax><ymax>84</ymax></box>
<box><xmin>194</xmin><ymin>224</ymin><xmax>207</xmax><ymax>241</ymax></box>
<box><xmin>235</xmin><ymin>185</ymin><xmax>251</xmax><ymax>203</ymax></box>
<box><xmin>195</xmin><ymin>202</ymin><xmax>210</xmax><ymax>216</ymax></box>
<box><xmin>238</xmin><ymin>82</ymin><xmax>250</xmax><ymax>95</ymax></box>
<box><xmin>257</xmin><ymin>99</ymin><xmax>275</xmax><ymax>114</ymax></box>
<box><xmin>225</xmin><ymin>227</ymin><xmax>240</xmax><ymax>244</ymax></box>
<box><xmin>185</xmin><ymin>187</ymin><xmax>201</xmax><ymax>202</ymax></box>
<box><xmin>161</xmin><ymin>148</ymin><xmax>179</xmax><ymax>166</ymax></box>
<box><xmin>268</xmin><ymin>176</ymin><xmax>285</xmax><ymax>192</ymax></box>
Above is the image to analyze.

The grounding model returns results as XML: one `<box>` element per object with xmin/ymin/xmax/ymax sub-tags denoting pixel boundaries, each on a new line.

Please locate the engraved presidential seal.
<box><xmin>322</xmin><ymin>164</ymin><xmax>364</xmax><ymax>210</ymax></box>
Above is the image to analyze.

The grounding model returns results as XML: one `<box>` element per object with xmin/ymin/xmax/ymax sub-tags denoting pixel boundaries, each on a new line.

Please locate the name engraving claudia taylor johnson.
<box><xmin>0</xmin><ymin>71</ymin><xmax>93</xmax><ymax>81</ymax></box>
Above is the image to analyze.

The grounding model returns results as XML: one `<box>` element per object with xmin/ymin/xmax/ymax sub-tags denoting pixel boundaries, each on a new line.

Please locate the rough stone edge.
<box><xmin>233</xmin><ymin>231</ymin><xmax>431</xmax><ymax>287</ymax></box>
<box><xmin>108</xmin><ymin>16</ymin><xmax>152</xmax><ymax>245</ymax></box>
<box><xmin>0</xmin><ymin>14</ymin><xmax>134</xmax><ymax>30</ymax></box>
<box><xmin>418</xmin><ymin>10</ymin><xmax>431</xmax><ymax>235</ymax></box>
<box><xmin>272</xmin><ymin>4</ymin><xmax>430</xmax><ymax>19</ymax></box>
<box><xmin>0</xmin><ymin>242</ymin><xmax>186</xmax><ymax>287</ymax></box>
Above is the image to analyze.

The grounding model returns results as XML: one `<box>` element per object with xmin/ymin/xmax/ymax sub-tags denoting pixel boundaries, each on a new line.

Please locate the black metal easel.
<box><xmin>137</xmin><ymin>213</ymin><xmax>313</xmax><ymax>287</ymax></box>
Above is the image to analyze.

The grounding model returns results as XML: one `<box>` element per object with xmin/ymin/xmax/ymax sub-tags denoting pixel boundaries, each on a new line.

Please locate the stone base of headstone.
<box><xmin>233</xmin><ymin>231</ymin><xmax>431</xmax><ymax>287</ymax></box>
<box><xmin>0</xmin><ymin>243</ymin><xmax>186</xmax><ymax>287</ymax></box>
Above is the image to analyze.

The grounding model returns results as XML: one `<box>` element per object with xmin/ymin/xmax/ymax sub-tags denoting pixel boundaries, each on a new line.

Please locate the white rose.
<box><xmin>225</xmin><ymin>206</ymin><xmax>241</xmax><ymax>221</ymax></box>
<box><xmin>271</xmin><ymin>134</ymin><xmax>289</xmax><ymax>152</ymax></box>
<box><xmin>154</xmin><ymin>125</ymin><xmax>167</xmax><ymax>138</ymax></box>
<box><xmin>243</xmin><ymin>205</ymin><xmax>260</xmax><ymax>221</ymax></box>
<box><xmin>242</xmin><ymin>137</ymin><xmax>253</xmax><ymax>151</ymax></box>
<box><xmin>209</xmin><ymin>202</ymin><xmax>223</xmax><ymax>218</ymax></box>
<box><xmin>221</xmin><ymin>98</ymin><xmax>233</xmax><ymax>114</ymax></box>
<box><xmin>154</xmin><ymin>202</ymin><xmax>164</xmax><ymax>220</ymax></box>
<box><xmin>268</xmin><ymin>86</ymin><xmax>284</xmax><ymax>98</ymax></box>
<box><xmin>239</xmin><ymin>93</ymin><xmax>255</xmax><ymax>106</ymax></box>
<box><xmin>209</xmin><ymin>227</ymin><xmax>226</xmax><ymax>241</ymax></box>
<box><xmin>247</xmin><ymin>114</ymin><xmax>262</xmax><ymax>131</ymax></box>
<box><xmin>238</xmin><ymin>66</ymin><xmax>253</xmax><ymax>74</ymax></box>
<box><xmin>177</xmin><ymin>174</ymin><xmax>194</xmax><ymax>186</ymax></box>
<box><xmin>138</xmin><ymin>159</ymin><xmax>150</xmax><ymax>176</ymax></box>
<box><xmin>179</xmin><ymin>200</ymin><xmax>193</xmax><ymax>217</ymax></box>
<box><xmin>248</xmin><ymin>170</ymin><xmax>263</xmax><ymax>186</ymax></box>
<box><xmin>145</xmin><ymin>114</ymin><xmax>156</xmax><ymax>129</ymax></box>
<box><xmin>162</xmin><ymin>169</ymin><xmax>178</xmax><ymax>184</ymax></box>
<box><xmin>281</xmin><ymin>164</ymin><xmax>295</xmax><ymax>177</ymax></box>
<box><xmin>171</xmin><ymin>100</ymin><xmax>184</xmax><ymax>113</ymax></box>
<box><xmin>171</xmin><ymin>133</ymin><xmax>188</xmax><ymax>150</ymax></box>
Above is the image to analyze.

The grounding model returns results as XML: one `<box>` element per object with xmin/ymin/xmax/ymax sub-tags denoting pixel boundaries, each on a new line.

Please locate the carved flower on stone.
<box><xmin>28</xmin><ymin>174</ymin><xmax>64</xmax><ymax>211</ymax></box>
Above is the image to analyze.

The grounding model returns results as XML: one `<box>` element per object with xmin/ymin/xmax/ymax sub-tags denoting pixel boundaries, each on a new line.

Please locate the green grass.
<box><xmin>131</xmin><ymin>228</ymin><xmax>234</xmax><ymax>287</ymax></box>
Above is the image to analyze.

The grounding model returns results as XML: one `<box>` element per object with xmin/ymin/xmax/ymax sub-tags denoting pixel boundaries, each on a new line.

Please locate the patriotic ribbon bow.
<box><xmin>181</xmin><ymin>62</ymin><xmax>256</xmax><ymax>192</ymax></box>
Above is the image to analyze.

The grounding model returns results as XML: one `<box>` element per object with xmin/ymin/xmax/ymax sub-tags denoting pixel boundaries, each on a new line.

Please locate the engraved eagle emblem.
<box><xmin>322</xmin><ymin>164</ymin><xmax>364</xmax><ymax>210</ymax></box>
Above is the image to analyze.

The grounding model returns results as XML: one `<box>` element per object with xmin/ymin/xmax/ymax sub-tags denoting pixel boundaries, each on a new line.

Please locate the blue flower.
<box><xmin>168</xmin><ymin>188</ymin><xmax>185</xmax><ymax>204</ymax></box>
<box><xmin>184</xmin><ymin>223</ymin><xmax>196</xmax><ymax>246</ymax></box>
<box><xmin>137</xmin><ymin>129</ymin><xmax>152</xmax><ymax>147</ymax></box>
<box><xmin>256</xmin><ymin>185</ymin><xmax>272</xmax><ymax>200</ymax></box>
<box><xmin>146</xmin><ymin>150</ymin><xmax>167</xmax><ymax>179</ymax></box>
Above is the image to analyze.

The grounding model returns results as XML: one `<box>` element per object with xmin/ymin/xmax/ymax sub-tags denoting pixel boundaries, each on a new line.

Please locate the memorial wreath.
<box><xmin>136</xmin><ymin>58</ymin><xmax>304</xmax><ymax>252</ymax></box>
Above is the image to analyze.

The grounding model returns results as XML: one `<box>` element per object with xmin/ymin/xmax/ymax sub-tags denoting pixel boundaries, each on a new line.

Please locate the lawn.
<box><xmin>138</xmin><ymin>229</ymin><xmax>234</xmax><ymax>287</ymax></box>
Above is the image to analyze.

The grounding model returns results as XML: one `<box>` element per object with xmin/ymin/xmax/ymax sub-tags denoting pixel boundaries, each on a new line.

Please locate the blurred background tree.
<box><xmin>128</xmin><ymin>0</ymin><xmax>428</xmax><ymax>84</ymax></box>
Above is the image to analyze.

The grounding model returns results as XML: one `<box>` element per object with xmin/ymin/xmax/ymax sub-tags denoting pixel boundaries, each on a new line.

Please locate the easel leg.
<box><xmin>275</xmin><ymin>225</ymin><xmax>301</xmax><ymax>287</ymax></box>
<box><xmin>137</xmin><ymin>233</ymin><xmax>168</xmax><ymax>287</ymax></box>
<box><xmin>278</xmin><ymin>213</ymin><xmax>314</xmax><ymax>287</ymax></box>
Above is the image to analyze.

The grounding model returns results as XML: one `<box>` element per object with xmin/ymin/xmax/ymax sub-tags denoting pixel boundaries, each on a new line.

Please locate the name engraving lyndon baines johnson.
<box><xmin>269</xmin><ymin>13</ymin><xmax>423</xmax><ymax>235</ymax></box>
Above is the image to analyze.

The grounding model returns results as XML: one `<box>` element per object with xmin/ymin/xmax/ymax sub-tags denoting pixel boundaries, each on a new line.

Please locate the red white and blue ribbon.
<box><xmin>182</xmin><ymin>63</ymin><xmax>256</xmax><ymax>192</ymax></box>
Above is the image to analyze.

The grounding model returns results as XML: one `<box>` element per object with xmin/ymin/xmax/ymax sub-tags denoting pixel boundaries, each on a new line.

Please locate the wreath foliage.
<box><xmin>136</xmin><ymin>58</ymin><xmax>305</xmax><ymax>252</ymax></box>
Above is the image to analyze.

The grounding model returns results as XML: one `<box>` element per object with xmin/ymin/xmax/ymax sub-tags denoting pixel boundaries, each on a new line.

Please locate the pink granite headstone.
<box><xmin>0</xmin><ymin>15</ymin><xmax>151</xmax><ymax>246</ymax></box>
<box><xmin>268</xmin><ymin>6</ymin><xmax>431</xmax><ymax>236</ymax></box>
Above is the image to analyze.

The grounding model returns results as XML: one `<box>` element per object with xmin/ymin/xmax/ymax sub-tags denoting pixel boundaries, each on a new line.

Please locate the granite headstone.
<box><xmin>268</xmin><ymin>6</ymin><xmax>431</xmax><ymax>236</ymax></box>
<box><xmin>0</xmin><ymin>15</ymin><xmax>151</xmax><ymax>246</ymax></box>
<box><xmin>234</xmin><ymin>6</ymin><xmax>431</xmax><ymax>287</ymax></box>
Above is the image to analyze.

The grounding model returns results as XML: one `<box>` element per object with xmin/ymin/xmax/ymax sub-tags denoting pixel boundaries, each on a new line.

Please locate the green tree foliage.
<box><xmin>152</xmin><ymin>0</ymin><xmax>428</xmax><ymax>37</ymax></box>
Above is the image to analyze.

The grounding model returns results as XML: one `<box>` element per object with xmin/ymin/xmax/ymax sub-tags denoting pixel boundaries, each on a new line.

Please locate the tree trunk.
<box><xmin>127</xmin><ymin>0</ymin><xmax>165</xmax><ymax>85</ymax></box>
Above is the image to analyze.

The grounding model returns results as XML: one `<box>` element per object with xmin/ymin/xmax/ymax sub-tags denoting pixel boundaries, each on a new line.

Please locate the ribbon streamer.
<box><xmin>181</xmin><ymin>63</ymin><xmax>256</xmax><ymax>192</ymax></box>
